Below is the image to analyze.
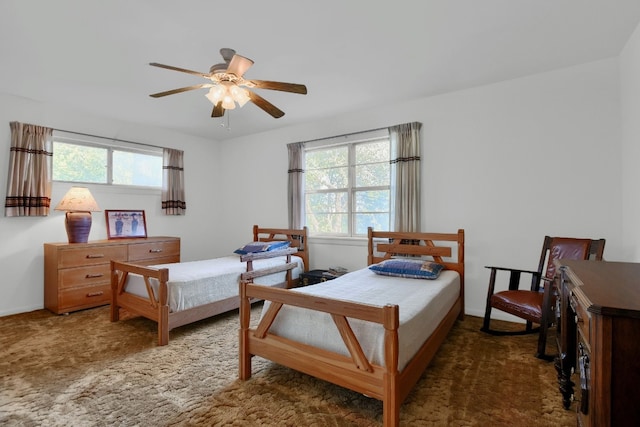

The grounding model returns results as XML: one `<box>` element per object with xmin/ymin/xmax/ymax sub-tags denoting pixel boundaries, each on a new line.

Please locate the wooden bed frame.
<box><xmin>239</xmin><ymin>228</ymin><xmax>464</xmax><ymax>427</ymax></box>
<box><xmin>110</xmin><ymin>226</ymin><xmax>308</xmax><ymax>346</ymax></box>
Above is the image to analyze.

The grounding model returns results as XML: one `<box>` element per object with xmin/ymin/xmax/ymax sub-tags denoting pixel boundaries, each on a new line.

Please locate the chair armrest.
<box><xmin>484</xmin><ymin>266</ymin><xmax>542</xmax><ymax>295</ymax></box>
<box><xmin>484</xmin><ymin>266</ymin><xmax>540</xmax><ymax>276</ymax></box>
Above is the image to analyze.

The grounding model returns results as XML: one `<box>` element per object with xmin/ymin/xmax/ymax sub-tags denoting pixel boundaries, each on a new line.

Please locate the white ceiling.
<box><xmin>1</xmin><ymin>1</ymin><xmax>640</xmax><ymax>141</ymax></box>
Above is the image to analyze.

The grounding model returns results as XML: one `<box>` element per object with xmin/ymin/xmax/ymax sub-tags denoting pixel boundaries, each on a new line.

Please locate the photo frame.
<box><xmin>105</xmin><ymin>210</ymin><xmax>147</xmax><ymax>239</ymax></box>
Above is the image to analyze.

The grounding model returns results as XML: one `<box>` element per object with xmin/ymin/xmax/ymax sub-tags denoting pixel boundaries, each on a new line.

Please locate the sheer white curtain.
<box><xmin>162</xmin><ymin>148</ymin><xmax>186</xmax><ymax>215</ymax></box>
<box><xmin>389</xmin><ymin>122</ymin><xmax>422</xmax><ymax>232</ymax></box>
<box><xmin>5</xmin><ymin>122</ymin><xmax>54</xmax><ymax>217</ymax></box>
<box><xmin>287</xmin><ymin>142</ymin><xmax>305</xmax><ymax>229</ymax></box>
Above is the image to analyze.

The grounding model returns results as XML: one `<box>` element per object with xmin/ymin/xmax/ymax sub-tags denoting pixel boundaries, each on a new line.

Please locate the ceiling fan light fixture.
<box><xmin>205</xmin><ymin>86</ymin><xmax>225</xmax><ymax>104</ymax></box>
<box><xmin>221</xmin><ymin>94</ymin><xmax>236</xmax><ymax>110</ymax></box>
<box><xmin>230</xmin><ymin>85</ymin><xmax>250</xmax><ymax>107</ymax></box>
<box><xmin>206</xmin><ymin>82</ymin><xmax>250</xmax><ymax>110</ymax></box>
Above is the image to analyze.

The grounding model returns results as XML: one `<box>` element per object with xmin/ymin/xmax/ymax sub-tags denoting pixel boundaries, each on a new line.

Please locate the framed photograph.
<box><xmin>105</xmin><ymin>210</ymin><xmax>147</xmax><ymax>239</ymax></box>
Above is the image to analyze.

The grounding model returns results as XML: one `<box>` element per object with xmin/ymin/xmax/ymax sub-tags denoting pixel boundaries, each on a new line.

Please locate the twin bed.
<box><xmin>110</xmin><ymin>226</ymin><xmax>308</xmax><ymax>345</ymax></box>
<box><xmin>239</xmin><ymin>228</ymin><xmax>465</xmax><ymax>427</ymax></box>
<box><xmin>110</xmin><ymin>225</ymin><xmax>465</xmax><ymax>426</ymax></box>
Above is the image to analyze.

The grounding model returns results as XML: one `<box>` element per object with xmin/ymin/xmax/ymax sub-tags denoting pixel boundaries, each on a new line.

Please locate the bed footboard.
<box><xmin>239</xmin><ymin>227</ymin><xmax>465</xmax><ymax>427</ymax></box>
<box><xmin>111</xmin><ymin>260</ymin><xmax>172</xmax><ymax>344</ymax></box>
<box><xmin>111</xmin><ymin>247</ymin><xmax>302</xmax><ymax>346</ymax></box>
<box><xmin>239</xmin><ymin>282</ymin><xmax>461</xmax><ymax>427</ymax></box>
<box><xmin>239</xmin><ymin>282</ymin><xmax>405</xmax><ymax>426</ymax></box>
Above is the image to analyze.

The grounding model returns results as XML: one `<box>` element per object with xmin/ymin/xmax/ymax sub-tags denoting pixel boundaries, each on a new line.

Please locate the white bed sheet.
<box><xmin>124</xmin><ymin>254</ymin><xmax>303</xmax><ymax>313</ymax></box>
<box><xmin>264</xmin><ymin>267</ymin><xmax>460</xmax><ymax>371</ymax></box>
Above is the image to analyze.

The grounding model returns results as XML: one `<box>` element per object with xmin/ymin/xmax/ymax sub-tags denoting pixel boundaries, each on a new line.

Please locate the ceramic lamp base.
<box><xmin>65</xmin><ymin>211</ymin><xmax>92</xmax><ymax>243</ymax></box>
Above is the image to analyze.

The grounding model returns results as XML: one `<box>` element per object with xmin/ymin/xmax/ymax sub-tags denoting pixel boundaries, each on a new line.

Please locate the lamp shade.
<box><xmin>54</xmin><ymin>187</ymin><xmax>101</xmax><ymax>212</ymax></box>
<box><xmin>55</xmin><ymin>187</ymin><xmax>101</xmax><ymax>243</ymax></box>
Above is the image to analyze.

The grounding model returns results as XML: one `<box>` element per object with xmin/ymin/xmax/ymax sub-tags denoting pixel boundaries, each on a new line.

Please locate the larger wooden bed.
<box><xmin>239</xmin><ymin>228</ymin><xmax>464</xmax><ymax>427</ymax></box>
<box><xmin>110</xmin><ymin>226</ymin><xmax>308</xmax><ymax>346</ymax></box>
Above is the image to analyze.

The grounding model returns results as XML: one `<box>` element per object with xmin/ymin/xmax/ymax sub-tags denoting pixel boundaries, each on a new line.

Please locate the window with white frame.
<box><xmin>304</xmin><ymin>130</ymin><xmax>390</xmax><ymax>237</ymax></box>
<box><xmin>52</xmin><ymin>133</ymin><xmax>163</xmax><ymax>188</ymax></box>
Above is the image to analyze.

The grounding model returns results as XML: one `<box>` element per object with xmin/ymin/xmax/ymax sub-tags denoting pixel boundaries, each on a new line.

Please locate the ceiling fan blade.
<box><xmin>149</xmin><ymin>62</ymin><xmax>210</xmax><ymax>78</ymax></box>
<box><xmin>247</xmin><ymin>90</ymin><xmax>285</xmax><ymax>118</ymax></box>
<box><xmin>211</xmin><ymin>102</ymin><xmax>224</xmax><ymax>117</ymax></box>
<box><xmin>149</xmin><ymin>84</ymin><xmax>210</xmax><ymax>98</ymax></box>
<box><xmin>249</xmin><ymin>80</ymin><xmax>307</xmax><ymax>94</ymax></box>
<box><xmin>219</xmin><ymin>48</ymin><xmax>236</xmax><ymax>63</ymax></box>
<box><xmin>226</xmin><ymin>54</ymin><xmax>254</xmax><ymax>78</ymax></box>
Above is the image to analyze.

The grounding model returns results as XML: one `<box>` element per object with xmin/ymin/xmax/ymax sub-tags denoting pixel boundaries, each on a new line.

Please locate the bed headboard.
<box><xmin>367</xmin><ymin>227</ymin><xmax>465</xmax><ymax>284</ymax></box>
<box><xmin>253</xmin><ymin>225</ymin><xmax>309</xmax><ymax>272</ymax></box>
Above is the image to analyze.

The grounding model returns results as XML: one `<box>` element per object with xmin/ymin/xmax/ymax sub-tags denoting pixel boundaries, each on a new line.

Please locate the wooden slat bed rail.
<box><xmin>253</xmin><ymin>225</ymin><xmax>309</xmax><ymax>272</ymax></box>
<box><xmin>239</xmin><ymin>227</ymin><xmax>465</xmax><ymax>427</ymax></box>
<box><xmin>110</xmin><ymin>226</ymin><xmax>308</xmax><ymax>346</ymax></box>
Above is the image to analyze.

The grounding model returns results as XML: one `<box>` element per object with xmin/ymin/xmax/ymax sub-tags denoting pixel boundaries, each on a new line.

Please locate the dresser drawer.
<box><xmin>57</xmin><ymin>245</ymin><xmax>128</xmax><ymax>268</ymax></box>
<box><xmin>45</xmin><ymin>237</ymin><xmax>180</xmax><ymax>314</ymax></box>
<box><xmin>570</xmin><ymin>292</ymin><xmax>591</xmax><ymax>347</ymax></box>
<box><xmin>59</xmin><ymin>264</ymin><xmax>111</xmax><ymax>289</ymax></box>
<box><xmin>58</xmin><ymin>284</ymin><xmax>111</xmax><ymax>313</ymax></box>
<box><xmin>128</xmin><ymin>240</ymin><xmax>180</xmax><ymax>262</ymax></box>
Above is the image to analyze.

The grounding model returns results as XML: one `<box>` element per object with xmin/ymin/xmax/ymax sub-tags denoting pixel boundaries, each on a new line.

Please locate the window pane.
<box><xmin>355</xmin><ymin>162</ymin><xmax>389</xmax><ymax>187</ymax></box>
<box><xmin>113</xmin><ymin>150</ymin><xmax>163</xmax><ymax>186</ymax></box>
<box><xmin>355</xmin><ymin>140</ymin><xmax>389</xmax><ymax>164</ymax></box>
<box><xmin>303</xmin><ymin>134</ymin><xmax>391</xmax><ymax>237</ymax></box>
<box><xmin>355</xmin><ymin>190</ymin><xmax>389</xmax><ymax>212</ymax></box>
<box><xmin>306</xmin><ymin>166</ymin><xmax>348</xmax><ymax>190</ymax></box>
<box><xmin>306</xmin><ymin>192</ymin><xmax>348</xmax><ymax>212</ymax></box>
<box><xmin>53</xmin><ymin>142</ymin><xmax>107</xmax><ymax>183</ymax></box>
<box><xmin>306</xmin><ymin>146</ymin><xmax>348</xmax><ymax>168</ymax></box>
<box><xmin>305</xmin><ymin>192</ymin><xmax>348</xmax><ymax>234</ymax></box>
<box><xmin>354</xmin><ymin>213</ymin><xmax>390</xmax><ymax>234</ymax></box>
<box><xmin>306</xmin><ymin>213</ymin><xmax>349</xmax><ymax>234</ymax></box>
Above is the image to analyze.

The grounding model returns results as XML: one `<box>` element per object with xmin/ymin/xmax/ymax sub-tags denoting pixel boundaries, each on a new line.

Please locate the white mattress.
<box><xmin>263</xmin><ymin>267</ymin><xmax>460</xmax><ymax>371</ymax></box>
<box><xmin>124</xmin><ymin>254</ymin><xmax>303</xmax><ymax>312</ymax></box>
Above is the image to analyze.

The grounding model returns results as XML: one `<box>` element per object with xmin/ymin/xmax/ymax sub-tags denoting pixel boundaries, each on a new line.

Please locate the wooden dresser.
<box><xmin>555</xmin><ymin>260</ymin><xmax>640</xmax><ymax>427</ymax></box>
<box><xmin>44</xmin><ymin>236</ymin><xmax>180</xmax><ymax>314</ymax></box>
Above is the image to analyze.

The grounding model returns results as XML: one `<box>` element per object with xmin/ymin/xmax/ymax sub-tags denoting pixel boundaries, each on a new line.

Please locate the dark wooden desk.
<box><xmin>555</xmin><ymin>260</ymin><xmax>640</xmax><ymax>427</ymax></box>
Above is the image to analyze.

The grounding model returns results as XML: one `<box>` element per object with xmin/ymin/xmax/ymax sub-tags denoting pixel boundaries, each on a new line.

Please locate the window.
<box><xmin>305</xmin><ymin>131</ymin><xmax>390</xmax><ymax>237</ymax></box>
<box><xmin>52</xmin><ymin>133</ymin><xmax>163</xmax><ymax>188</ymax></box>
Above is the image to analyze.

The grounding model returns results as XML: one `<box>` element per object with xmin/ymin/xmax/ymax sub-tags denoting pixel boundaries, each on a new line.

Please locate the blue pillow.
<box><xmin>234</xmin><ymin>240</ymin><xmax>290</xmax><ymax>255</ymax></box>
<box><xmin>369</xmin><ymin>259</ymin><xmax>444</xmax><ymax>280</ymax></box>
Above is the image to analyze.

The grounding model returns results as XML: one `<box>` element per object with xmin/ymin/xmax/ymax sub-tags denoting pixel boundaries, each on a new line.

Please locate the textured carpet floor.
<box><xmin>0</xmin><ymin>305</ymin><xmax>575</xmax><ymax>426</ymax></box>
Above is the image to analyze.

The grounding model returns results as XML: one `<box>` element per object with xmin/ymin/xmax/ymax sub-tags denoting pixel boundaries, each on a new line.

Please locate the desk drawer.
<box><xmin>58</xmin><ymin>246</ymin><xmax>127</xmax><ymax>268</ymax></box>
<box><xmin>570</xmin><ymin>292</ymin><xmax>591</xmax><ymax>346</ymax></box>
<box><xmin>128</xmin><ymin>240</ymin><xmax>180</xmax><ymax>262</ymax></box>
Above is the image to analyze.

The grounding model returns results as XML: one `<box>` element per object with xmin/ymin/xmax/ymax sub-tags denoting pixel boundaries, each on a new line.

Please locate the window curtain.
<box><xmin>162</xmin><ymin>148</ymin><xmax>186</xmax><ymax>215</ymax></box>
<box><xmin>4</xmin><ymin>122</ymin><xmax>54</xmax><ymax>217</ymax></box>
<box><xmin>389</xmin><ymin>122</ymin><xmax>422</xmax><ymax>232</ymax></box>
<box><xmin>287</xmin><ymin>142</ymin><xmax>305</xmax><ymax>229</ymax></box>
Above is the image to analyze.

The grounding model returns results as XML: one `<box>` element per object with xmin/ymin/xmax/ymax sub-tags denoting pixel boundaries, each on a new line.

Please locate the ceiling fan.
<box><xmin>149</xmin><ymin>48</ymin><xmax>307</xmax><ymax>119</ymax></box>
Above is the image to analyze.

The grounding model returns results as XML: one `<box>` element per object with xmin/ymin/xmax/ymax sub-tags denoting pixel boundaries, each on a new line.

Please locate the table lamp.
<box><xmin>54</xmin><ymin>186</ymin><xmax>101</xmax><ymax>243</ymax></box>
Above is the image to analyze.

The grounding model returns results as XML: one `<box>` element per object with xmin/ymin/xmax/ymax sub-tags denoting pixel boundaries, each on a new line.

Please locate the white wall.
<box><xmin>0</xmin><ymin>94</ymin><xmax>221</xmax><ymax>315</ymax></box>
<box><xmin>620</xmin><ymin>21</ymin><xmax>640</xmax><ymax>261</ymax></box>
<box><xmin>219</xmin><ymin>58</ymin><xmax>624</xmax><ymax>320</ymax></box>
<box><xmin>0</xmin><ymin>55</ymin><xmax>629</xmax><ymax>320</ymax></box>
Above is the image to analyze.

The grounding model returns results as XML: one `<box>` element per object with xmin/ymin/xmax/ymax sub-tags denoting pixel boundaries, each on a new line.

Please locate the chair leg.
<box><xmin>481</xmin><ymin>268</ymin><xmax>497</xmax><ymax>333</ymax></box>
<box><xmin>536</xmin><ymin>280</ymin><xmax>556</xmax><ymax>361</ymax></box>
<box><xmin>481</xmin><ymin>301</ymin><xmax>493</xmax><ymax>332</ymax></box>
<box><xmin>535</xmin><ymin>321</ymin><xmax>554</xmax><ymax>360</ymax></box>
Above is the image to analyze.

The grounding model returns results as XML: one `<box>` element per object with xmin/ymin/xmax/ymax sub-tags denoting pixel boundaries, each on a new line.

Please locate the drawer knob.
<box><xmin>149</xmin><ymin>249</ymin><xmax>163</xmax><ymax>253</ymax></box>
<box><xmin>575</xmin><ymin>315</ymin><xmax>583</xmax><ymax>324</ymax></box>
<box><xmin>86</xmin><ymin>291</ymin><xmax>104</xmax><ymax>297</ymax></box>
<box><xmin>85</xmin><ymin>273</ymin><xmax>104</xmax><ymax>279</ymax></box>
<box><xmin>86</xmin><ymin>254</ymin><xmax>105</xmax><ymax>259</ymax></box>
